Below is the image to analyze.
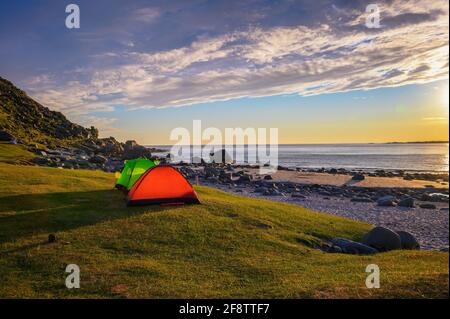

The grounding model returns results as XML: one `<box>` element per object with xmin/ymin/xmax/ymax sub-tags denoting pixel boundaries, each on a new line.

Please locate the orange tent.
<box><xmin>126</xmin><ymin>165</ymin><xmax>200</xmax><ymax>206</ymax></box>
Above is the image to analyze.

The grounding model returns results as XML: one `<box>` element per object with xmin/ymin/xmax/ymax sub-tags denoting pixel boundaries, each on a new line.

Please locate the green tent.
<box><xmin>115</xmin><ymin>158</ymin><xmax>159</xmax><ymax>191</ymax></box>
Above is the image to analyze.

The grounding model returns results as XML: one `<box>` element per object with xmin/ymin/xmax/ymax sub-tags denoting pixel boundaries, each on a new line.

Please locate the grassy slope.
<box><xmin>0</xmin><ymin>147</ymin><xmax>448</xmax><ymax>298</ymax></box>
<box><xmin>0</xmin><ymin>142</ymin><xmax>35</xmax><ymax>165</ymax></box>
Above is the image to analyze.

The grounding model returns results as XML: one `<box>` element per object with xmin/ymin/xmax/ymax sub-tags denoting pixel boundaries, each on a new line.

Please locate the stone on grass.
<box><xmin>48</xmin><ymin>234</ymin><xmax>57</xmax><ymax>243</ymax></box>
<box><xmin>331</xmin><ymin>238</ymin><xmax>378</xmax><ymax>255</ymax></box>
<box><xmin>396</xmin><ymin>231</ymin><xmax>420</xmax><ymax>250</ymax></box>
<box><xmin>362</xmin><ymin>226</ymin><xmax>402</xmax><ymax>252</ymax></box>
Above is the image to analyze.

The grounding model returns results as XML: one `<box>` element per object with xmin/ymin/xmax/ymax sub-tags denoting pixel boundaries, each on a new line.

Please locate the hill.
<box><xmin>0</xmin><ymin>76</ymin><xmax>98</xmax><ymax>147</ymax></box>
<box><xmin>0</xmin><ymin>149</ymin><xmax>447</xmax><ymax>298</ymax></box>
<box><xmin>0</xmin><ymin>77</ymin><xmax>157</xmax><ymax>170</ymax></box>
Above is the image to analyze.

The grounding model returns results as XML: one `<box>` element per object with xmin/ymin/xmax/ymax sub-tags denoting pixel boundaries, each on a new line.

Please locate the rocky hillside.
<box><xmin>0</xmin><ymin>76</ymin><xmax>98</xmax><ymax>147</ymax></box>
<box><xmin>0</xmin><ymin>76</ymin><xmax>160</xmax><ymax>171</ymax></box>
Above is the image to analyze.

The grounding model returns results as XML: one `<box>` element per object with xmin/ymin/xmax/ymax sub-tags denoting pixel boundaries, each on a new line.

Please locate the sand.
<box><xmin>246</xmin><ymin>169</ymin><xmax>448</xmax><ymax>189</ymax></box>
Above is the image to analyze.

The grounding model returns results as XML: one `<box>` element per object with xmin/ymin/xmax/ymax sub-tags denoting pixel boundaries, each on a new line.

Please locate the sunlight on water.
<box><xmin>152</xmin><ymin>143</ymin><xmax>449</xmax><ymax>173</ymax></box>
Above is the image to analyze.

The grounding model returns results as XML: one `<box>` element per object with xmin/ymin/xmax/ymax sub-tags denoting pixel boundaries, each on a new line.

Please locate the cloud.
<box><xmin>27</xmin><ymin>0</ymin><xmax>449</xmax><ymax>128</ymax></box>
<box><xmin>132</xmin><ymin>7</ymin><xmax>160</xmax><ymax>23</ymax></box>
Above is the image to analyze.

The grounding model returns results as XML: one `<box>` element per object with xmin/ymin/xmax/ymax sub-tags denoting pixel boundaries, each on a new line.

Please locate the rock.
<box><xmin>377</xmin><ymin>195</ymin><xmax>397</xmax><ymax>207</ymax></box>
<box><xmin>328</xmin><ymin>245</ymin><xmax>343</xmax><ymax>253</ymax></box>
<box><xmin>0</xmin><ymin>130</ymin><xmax>16</xmax><ymax>142</ymax></box>
<box><xmin>440</xmin><ymin>247</ymin><xmax>449</xmax><ymax>252</ymax></box>
<box><xmin>254</xmin><ymin>187</ymin><xmax>267</xmax><ymax>193</ymax></box>
<box><xmin>263</xmin><ymin>175</ymin><xmax>273</xmax><ymax>180</ymax></box>
<box><xmin>419</xmin><ymin>203</ymin><xmax>436</xmax><ymax>209</ymax></box>
<box><xmin>122</xmin><ymin>143</ymin><xmax>151</xmax><ymax>159</ymax></box>
<box><xmin>396</xmin><ymin>231</ymin><xmax>420</xmax><ymax>250</ymax></box>
<box><xmin>331</xmin><ymin>238</ymin><xmax>378</xmax><ymax>255</ymax></box>
<box><xmin>32</xmin><ymin>156</ymin><xmax>52</xmax><ymax>165</ymax></box>
<box><xmin>210</xmin><ymin>149</ymin><xmax>233</xmax><ymax>164</ymax></box>
<box><xmin>351</xmin><ymin>197</ymin><xmax>373</xmax><ymax>203</ymax></box>
<box><xmin>237</xmin><ymin>174</ymin><xmax>252</xmax><ymax>183</ymax></box>
<box><xmin>48</xmin><ymin>234</ymin><xmax>57</xmax><ymax>243</ymax></box>
<box><xmin>362</xmin><ymin>226</ymin><xmax>402</xmax><ymax>252</ymax></box>
<box><xmin>89</xmin><ymin>154</ymin><xmax>108</xmax><ymax>164</ymax></box>
<box><xmin>124</xmin><ymin>140</ymin><xmax>137</xmax><ymax>148</ymax></box>
<box><xmin>351</xmin><ymin>173</ymin><xmax>365</xmax><ymax>181</ymax></box>
<box><xmin>398</xmin><ymin>197</ymin><xmax>415</xmax><ymax>208</ymax></box>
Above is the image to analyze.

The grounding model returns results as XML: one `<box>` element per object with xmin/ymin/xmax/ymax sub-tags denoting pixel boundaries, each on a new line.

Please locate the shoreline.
<box><xmin>175</xmin><ymin>163</ymin><xmax>449</xmax><ymax>251</ymax></box>
<box><xmin>204</xmin><ymin>182</ymin><xmax>449</xmax><ymax>251</ymax></box>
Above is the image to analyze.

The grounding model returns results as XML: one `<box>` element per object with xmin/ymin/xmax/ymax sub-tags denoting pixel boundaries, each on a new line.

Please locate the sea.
<box><xmin>149</xmin><ymin>143</ymin><xmax>449</xmax><ymax>173</ymax></box>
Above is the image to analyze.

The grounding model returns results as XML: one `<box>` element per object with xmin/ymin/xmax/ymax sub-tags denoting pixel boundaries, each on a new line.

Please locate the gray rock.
<box><xmin>32</xmin><ymin>156</ymin><xmax>51</xmax><ymax>165</ymax></box>
<box><xmin>377</xmin><ymin>195</ymin><xmax>397</xmax><ymax>207</ymax></box>
<box><xmin>89</xmin><ymin>154</ymin><xmax>108</xmax><ymax>164</ymax></box>
<box><xmin>396</xmin><ymin>231</ymin><xmax>420</xmax><ymax>250</ymax></box>
<box><xmin>331</xmin><ymin>238</ymin><xmax>378</xmax><ymax>255</ymax></box>
<box><xmin>352</xmin><ymin>173</ymin><xmax>365</xmax><ymax>181</ymax></box>
<box><xmin>237</xmin><ymin>174</ymin><xmax>252</xmax><ymax>183</ymax></box>
<box><xmin>419</xmin><ymin>203</ymin><xmax>437</xmax><ymax>209</ymax></box>
<box><xmin>210</xmin><ymin>149</ymin><xmax>233</xmax><ymax>164</ymax></box>
<box><xmin>398</xmin><ymin>197</ymin><xmax>415</xmax><ymax>208</ymax></box>
<box><xmin>328</xmin><ymin>245</ymin><xmax>343</xmax><ymax>253</ymax></box>
<box><xmin>362</xmin><ymin>226</ymin><xmax>402</xmax><ymax>251</ymax></box>
<box><xmin>0</xmin><ymin>130</ymin><xmax>16</xmax><ymax>142</ymax></box>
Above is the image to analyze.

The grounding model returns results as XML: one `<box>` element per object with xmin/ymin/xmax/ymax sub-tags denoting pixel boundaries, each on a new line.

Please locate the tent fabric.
<box><xmin>127</xmin><ymin>165</ymin><xmax>200</xmax><ymax>206</ymax></box>
<box><xmin>115</xmin><ymin>158</ymin><xmax>158</xmax><ymax>191</ymax></box>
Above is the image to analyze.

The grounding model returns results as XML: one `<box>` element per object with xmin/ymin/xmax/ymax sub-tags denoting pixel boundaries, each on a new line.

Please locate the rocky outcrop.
<box><xmin>0</xmin><ymin>76</ymin><xmax>97</xmax><ymax>145</ymax></box>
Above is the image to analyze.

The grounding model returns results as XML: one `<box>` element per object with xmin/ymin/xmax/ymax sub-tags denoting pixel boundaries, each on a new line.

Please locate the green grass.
<box><xmin>0</xmin><ymin>162</ymin><xmax>448</xmax><ymax>298</ymax></box>
<box><xmin>0</xmin><ymin>142</ymin><xmax>35</xmax><ymax>165</ymax></box>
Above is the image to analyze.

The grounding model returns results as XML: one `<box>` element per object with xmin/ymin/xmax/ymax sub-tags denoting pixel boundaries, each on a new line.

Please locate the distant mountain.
<box><xmin>0</xmin><ymin>76</ymin><xmax>98</xmax><ymax>147</ymax></box>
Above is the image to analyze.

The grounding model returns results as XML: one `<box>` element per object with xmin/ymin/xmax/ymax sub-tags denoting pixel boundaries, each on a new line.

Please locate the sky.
<box><xmin>0</xmin><ymin>0</ymin><xmax>448</xmax><ymax>144</ymax></box>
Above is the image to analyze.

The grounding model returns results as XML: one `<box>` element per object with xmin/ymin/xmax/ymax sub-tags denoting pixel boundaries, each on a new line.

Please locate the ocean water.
<box><xmin>150</xmin><ymin>143</ymin><xmax>449</xmax><ymax>173</ymax></box>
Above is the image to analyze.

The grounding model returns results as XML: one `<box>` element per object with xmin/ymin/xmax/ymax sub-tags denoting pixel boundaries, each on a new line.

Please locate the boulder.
<box><xmin>377</xmin><ymin>195</ymin><xmax>397</xmax><ymax>207</ymax></box>
<box><xmin>210</xmin><ymin>149</ymin><xmax>233</xmax><ymax>164</ymax></box>
<box><xmin>352</xmin><ymin>173</ymin><xmax>365</xmax><ymax>181</ymax></box>
<box><xmin>398</xmin><ymin>197</ymin><xmax>415</xmax><ymax>208</ymax></box>
<box><xmin>32</xmin><ymin>156</ymin><xmax>51</xmax><ymax>166</ymax></box>
<box><xmin>237</xmin><ymin>174</ymin><xmax>252</xmax><ymax>183</ymax></box>
<box><xmin>396</xmin><ymin>231</ymin><xmax>420</xmax><ymax>250</ymax></box>
<box><xmin>89</xmin><ymin>154</ymin><xmax>108</xmax><ymax>164</ymax></box>
<box><xmin>362</xmin><ymin>226</ymin><xmax>402</xmax><ymax>251</ymax></box>
<box><xmin>331</xmin><ymin>238</ymin><xmax>378</xmax><ymax>255</ymax></box>
<box><xmin>0</xmin><ymin>130</ymin><xmax>16</xmax><ymax>142</ymax></box>
<box><xmin>327</xmin><ymin>245</ymin><xmax>343</xmax><ymax>253</ymax></box>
